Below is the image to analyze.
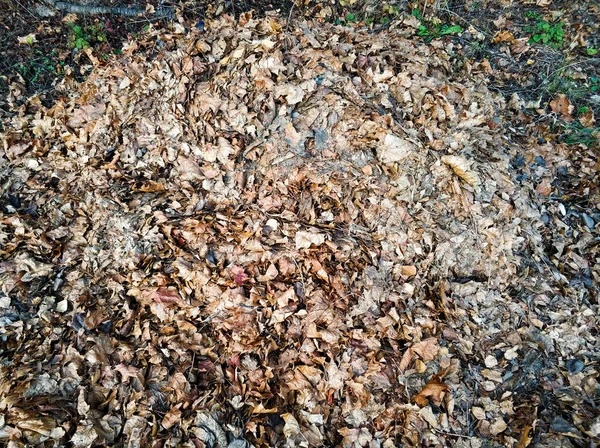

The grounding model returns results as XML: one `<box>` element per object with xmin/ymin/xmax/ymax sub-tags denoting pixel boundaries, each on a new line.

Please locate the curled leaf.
<box><xmin>441</xmin><ymin>155</ymin><xmax>480</xmax><ymax>186</ymax></box>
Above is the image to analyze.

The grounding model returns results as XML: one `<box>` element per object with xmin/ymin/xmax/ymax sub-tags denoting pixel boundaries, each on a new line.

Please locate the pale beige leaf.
<box><xmin>441</xmin><ymin>155</ymin><xmax>480</xmax><ymax>186</ymax></box>
<box><xmin>377</xmin><ymin>134</ymin><xmax>415</xmax><ymax>164</ymax></box>
<box><xmin>17</xmin><ymin>33</ymin><xmax>37</xmax><ymax>45</ymax></box>
<box><xmin>295</xmin><ymin>231</ymin><xmax>325</xmax><ymax>250</ymax></box>
<box><xmin>282</xmin><ymin>413</ymin><xmax>300</xmax><ymax>438</ymax></box>
<box><xmin>274</xmin><ymin>84</ymin><xmax>304</xmax><ymax>105</ymax></box>
<box><xmin>490</xmin><ymin>418</ymin><xmax>508</xmax><ymax>435</ymax></box>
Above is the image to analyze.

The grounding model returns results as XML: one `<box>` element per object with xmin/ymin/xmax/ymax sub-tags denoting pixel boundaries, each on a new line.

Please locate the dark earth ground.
<box><xmin>1</xmin><ymin>0</ymin><xmax>599</xmax><ymax>446</ymax></box>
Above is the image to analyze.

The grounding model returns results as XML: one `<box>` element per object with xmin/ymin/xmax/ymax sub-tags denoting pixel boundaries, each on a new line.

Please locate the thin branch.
<box><xmin>433</xmin><ymin>429</ymin><xmax>473</xmax><ymax>439</ymax></box>
<box><xmin>284</xmin><ymin>0</ymin><xmax>298</xmax><ymax>49</ymax></box>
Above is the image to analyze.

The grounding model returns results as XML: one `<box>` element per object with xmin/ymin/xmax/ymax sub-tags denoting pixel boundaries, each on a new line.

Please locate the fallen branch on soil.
<box><xmin>41</xmin><ymin>0</ymin><xmax>173</xmax><ymax>17</ymax></box>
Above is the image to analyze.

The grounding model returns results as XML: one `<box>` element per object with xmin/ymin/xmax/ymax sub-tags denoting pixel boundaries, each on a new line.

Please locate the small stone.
<box><xmin>558</xmin><ymin>203</ymin><xmax>567</xmax><ymax>216</ymax></box>
<box><xmin>534</xmin><ymin>156</ymin><xmax>546</xmax><ymax>167</ymax></box>
<box><xmin>565</xmin><ymin>358</ymin><xmax>585</xmax><ymax>374</ymax></box>
<box><xmin>56</xmin><ymin>299</ymin><xmax>68</xmax><ymax>313</ymax></box>
<box><xmin>484</xmin><ymin>355</ymin><xmax>498</xmax><ymax>368</ymax></box>
<box><xmin>483</xmin><ymin>380</ymin><xmax>496</xmax><ymax>391</ymax></box>
<box><xmin>582</xmin><ymin>213</ymin><xmax>594</xmax><ymax>229</ymax></box>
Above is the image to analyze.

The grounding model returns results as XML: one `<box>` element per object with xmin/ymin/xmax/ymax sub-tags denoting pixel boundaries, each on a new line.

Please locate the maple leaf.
<box><xmin>230</xmin><ymin>265</ymin><xmax>249</xmax><ymax>285</ymax></box>
<box><xmin>549</xmin><ymin>94</ymin><xmax>574</xmax><ymax>121</ymax></box>
<box><xmin>149</xmin><ymin>287</ymin><xmax>185</xmax><ymax>306</ymax></box>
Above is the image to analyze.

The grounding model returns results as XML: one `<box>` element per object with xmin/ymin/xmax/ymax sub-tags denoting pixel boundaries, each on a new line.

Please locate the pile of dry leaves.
<box><xmin>1</xmin><ymin>12</ymin><xmax>598</xmax><ymax>447</ymax></box>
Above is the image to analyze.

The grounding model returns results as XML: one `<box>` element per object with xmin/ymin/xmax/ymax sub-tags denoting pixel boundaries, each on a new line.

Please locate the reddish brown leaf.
<box><xmin>149</xmin><ymin>287</ymin><xmax>184</xmax><ymax>306</ymax></box>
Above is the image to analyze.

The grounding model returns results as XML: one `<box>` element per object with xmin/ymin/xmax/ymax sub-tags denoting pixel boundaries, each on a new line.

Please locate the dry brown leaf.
<box><xmin>418</xmin><ymin>406</ymin><xmax>439</xmax><ymax>427</ymax></box>
<box><xmin>472</xmin><ymin>406</ymin><xmax>486</xmax><ymax>420</ymax></box>
<box><xmin>147</xmin><ymin>287</ymin><xmax>185</xmax><ymax>306</ymax></box>
<box><xmin>71</xmin><ymin>425</ymin><xmax>98</xmax><ymax>448</ymax></box>
<box><xmin>441</xmin><ymin>155</ymin><xmax>480</xmax><ymax>186</ymax></box>
<box><xmin>517</xmin><ymin>424</ymin><xmax>534</xmax><ymax>448</ymax></box>
<box><xmin>257</xmin><ymin>263</ymin><xmax>278</xmax><ymax>282</ymax></box>
<box><xmin>550</xmin><ymin>94</ymin><xmax>574</xmax><ymax>120</ymax></box>
<box><xmin>133</xmin><ymin>181</ymin><xmax>166</xmax><ymax>192</ymax></box>
<box><xmin>536</xmin><ymin>179</ymin><xmax>552</xmax><ymax>196</ymax></box>
<box><xmin>377</xmin><ymin>133</ymin><xmax>416</xmax><ymax>164</ymax></box>
<box><xmin>401</xmin><ymin>265</ymin><xmax>417</xmax><ymax>277</ymax></box>
<box><xmin>490</xmin><ymin>418</ymin><xmax>508</xmax><ymax>435</ymax></box>
<box><xmin>162</xmin><ymin>406</ymin><xmax>182</xmax><ymax>430</ymax></box>
<box><xmin>230</xmin><ymin>265</ymin><xmax>249</xmax><ymax>286</ymax></box>
<box><xmin>1</xmin><ymin>12</ymin><xmax>590</xmax><ymax>448</ymax></box>
<box><xmin>493</xmin><ymin>30</ymin><xmax>515</xmax><ymax>44</ymax></box>
<box><xmin>398</xmin><ymin>348</ymin><xmax>414</xmax><ymax>372</ymax></box>
<box><xmin>251</xmin><ymin>403</ymin><xmax>278</xmax><ymax>414</ymax></box>
<box><xmin>283</xmin><ymin>121</ymin><xmax>302</xmax><ymax>148</ymax></box>
<box><xmin>414</xmin><ymin>374</ymin><xmax>449</xmax><ymax>407</ymax></box>
<box><xmin>282</xmin><ymin>413</ymin><xmax>300</xmax><ymax>438</ymax></box>
<box><xmin>274</xmin><ymin>84</ymin><xmax>304</xmax><ymax>105</ymax></box>
<box><xmin>411</xmin><ymin>338</ymin><xmax>440</xmax><ymax>362</ymax></box>
<box><xmin>579</xmin><ymin>109</ymin><xmax>595</xmax><ymax>128</ymax></box>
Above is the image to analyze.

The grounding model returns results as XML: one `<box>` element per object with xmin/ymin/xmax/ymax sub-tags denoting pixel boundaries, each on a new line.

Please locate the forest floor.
<box><xmin>1</xmin><ymin>1</ymin><xmax>599</xmax><ymax>447</ymax></box>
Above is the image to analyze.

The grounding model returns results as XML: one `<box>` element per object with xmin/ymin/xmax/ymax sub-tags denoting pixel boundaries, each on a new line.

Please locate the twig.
<box><xmin>15</xmin><ymin>0</ymin><xmax>40</xmax><ymax>19</ymax></box>
<box><xmin>284</xmin><ymin>0</ymin><xmax>298</xmax><ymax>48</ymax></box>
<box><xmin>433</xmin><ymin>429</ymin><xmax>473</xmax><ymax>439</ymax></box>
